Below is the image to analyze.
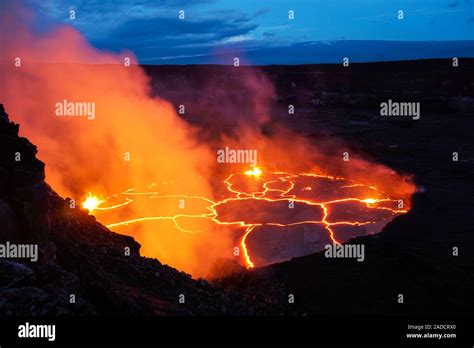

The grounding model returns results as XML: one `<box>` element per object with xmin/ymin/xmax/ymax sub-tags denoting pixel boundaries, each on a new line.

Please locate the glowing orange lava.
<box><xmin>82</xmin><ymin>193</ymin><xmax>104</xmax><ymax>212</ymax></box>
<box><xmin>244</xmin><ymin>167</ymin><xmax>263</xmax><ymax>177</ymax></box>
<box><xmin>83</xmin><ymin>167</ymin><xmax>411</xmax><ymax>269</ymax></box>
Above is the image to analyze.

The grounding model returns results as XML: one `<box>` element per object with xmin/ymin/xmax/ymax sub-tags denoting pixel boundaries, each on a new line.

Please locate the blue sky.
<box><xmin>28</xmin><ymin>0</ymin><xmax>474</xmax><ymax>64</ymax></box>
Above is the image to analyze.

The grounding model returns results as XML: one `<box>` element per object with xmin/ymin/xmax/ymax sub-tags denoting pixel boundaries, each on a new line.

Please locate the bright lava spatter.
<box><xmin>82</xmin><ymin>193</ymin><xmax>104</xmax><ymax>212</ymax></box>
<box><xmin>82</xmin><ymin>168</ymin><xmax>409</xmax><ymax>269</ymax></box>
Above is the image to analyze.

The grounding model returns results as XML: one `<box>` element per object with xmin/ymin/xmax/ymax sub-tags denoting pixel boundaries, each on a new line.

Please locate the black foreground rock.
<box><xmin>0</xmin><ymin>104</ymin><xmax>285</xmax><ymax>315</ymax></box>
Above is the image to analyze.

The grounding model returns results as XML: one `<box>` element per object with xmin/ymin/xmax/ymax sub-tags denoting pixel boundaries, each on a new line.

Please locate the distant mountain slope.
<box><xmin>151</xmin><ymin>40</ymin><xmax>474</xmax><ymax>65</ymax></box>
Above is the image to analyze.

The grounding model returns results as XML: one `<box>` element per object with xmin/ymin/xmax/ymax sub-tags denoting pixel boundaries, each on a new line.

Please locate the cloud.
<box><xmin>24</xmin><ymin>0</ymin><xmax>266</xmax><ymax>63</ymax></box>
<box><xmin>79</xmin><ymin>5</ymin><xmax>265</xmax><ymax>63</ymax></box>
<box><xmin>97</xmin><ymin>15</ymin><xmax>258</xmax><ymax>55</ymax></box>
<box><xmin>23</xmin><ymin>0</ymin><xmax>474</xmax><ymax>65</ymax></box>
<box><xmin>28</xmin><ymin>0</ymin><xmax>215</xmax><ymax>38</ymax></box>
<box><xmin>252</xmin><ymin>8</ymin><xmax>270</xmax><ymax>18</ymax></box>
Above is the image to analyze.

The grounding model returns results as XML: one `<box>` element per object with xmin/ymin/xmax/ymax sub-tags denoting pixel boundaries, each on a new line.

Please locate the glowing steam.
<box><xmin>0</xmin><ymin>3</ymin><xmax>230</xmax><ymax>277</ymax></box>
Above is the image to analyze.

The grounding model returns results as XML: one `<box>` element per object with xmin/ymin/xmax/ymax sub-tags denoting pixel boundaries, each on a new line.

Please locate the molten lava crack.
<box><xmin>83</xmin><ymin>168</ymin><xmax>410</xmax><ymax>269</ymax></box>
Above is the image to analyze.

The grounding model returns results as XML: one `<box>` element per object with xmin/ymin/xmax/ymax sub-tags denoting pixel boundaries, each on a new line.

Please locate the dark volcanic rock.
<box><xmin>193</xmin><ymin>60</ymin><xmax>474</xmax><ymax>316</ymax></box>
<box><xmin>0</xmin><ymin>104</ymin><xmax>275</xmax><ymax>316</ymax></box>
